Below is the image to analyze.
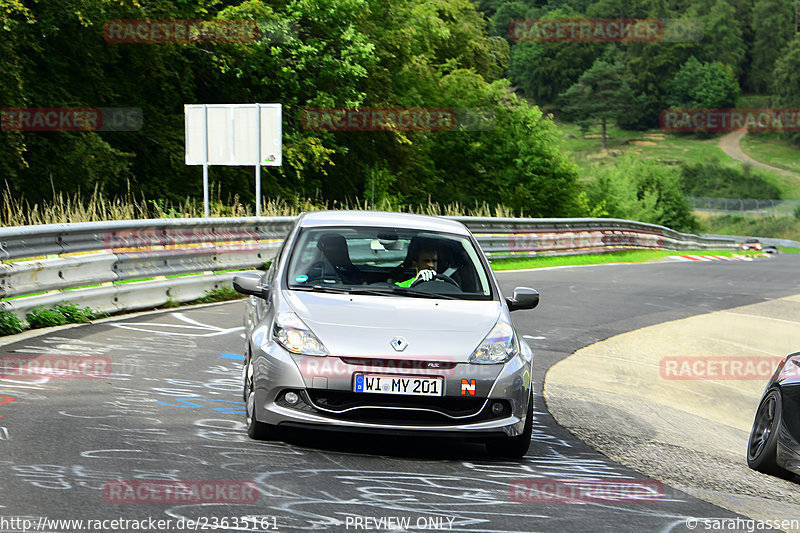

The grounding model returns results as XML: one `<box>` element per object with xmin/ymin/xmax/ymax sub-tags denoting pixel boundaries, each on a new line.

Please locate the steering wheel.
<box><xmin>411</xmin><ymin>273</ymin><xmax>460</xmax><ymax>288</ymax></box>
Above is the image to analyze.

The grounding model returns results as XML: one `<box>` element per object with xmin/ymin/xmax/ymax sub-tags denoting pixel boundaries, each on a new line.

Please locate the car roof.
<box><xmin>297</xmin><ymin>210</ymin><xmax>471</xmax><ymax>236</ymax></box>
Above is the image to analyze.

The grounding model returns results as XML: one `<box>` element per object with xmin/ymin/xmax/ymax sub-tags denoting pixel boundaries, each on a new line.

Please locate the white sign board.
<box><xmin>184</xmin><ymin>103</ymin><xmax>281</xmax><ymax>217</ymax></box>
<box><xmin>185</xmin><ymin>103</ymin><xmax>281</xmax><ymax>166</ymax></box>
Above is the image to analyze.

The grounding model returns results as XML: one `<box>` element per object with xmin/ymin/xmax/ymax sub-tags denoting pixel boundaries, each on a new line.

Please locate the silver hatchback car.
<box><xmin>233</xmin><ymin>211</ymin><xmax>539</xmax><ymax>457</ymax></box>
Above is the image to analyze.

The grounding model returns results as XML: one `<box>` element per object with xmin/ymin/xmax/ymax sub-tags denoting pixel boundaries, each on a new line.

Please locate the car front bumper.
<box><xmin>250</xmin><ymin>341</ymin><xmax>533</xmax><ymax>437</ymax></box>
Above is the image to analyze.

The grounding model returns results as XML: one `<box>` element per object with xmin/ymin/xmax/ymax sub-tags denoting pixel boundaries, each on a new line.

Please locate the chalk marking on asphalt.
<box><xmin>173</xmin><ymin>312</ymin><xmax>229</xmax><ymax>331</ymax></box>
<box><xmin>721</xmin><ymin>311</ymin><xmax>800</xmax><ymax>326</ymax></box>
<box><xmin>695</xmin><ymin>335</ymin><xmax>783</xmax><ymax>357</ymax></box>
<box><xmin>110</xmin><ymin>323</ymin><xmax>243</xmax><ymax>337</ymax></box>
<box><xmin>572</xmin><ymin>353</ymin><xmax>746</xmax><ymax>396</ymax></box>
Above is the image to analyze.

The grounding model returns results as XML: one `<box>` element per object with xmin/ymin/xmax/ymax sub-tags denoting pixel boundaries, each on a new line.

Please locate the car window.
<box><xmin>284</xmin><ymin>226</ymin><xmax>492</xmax><ymax>300</ymax></box>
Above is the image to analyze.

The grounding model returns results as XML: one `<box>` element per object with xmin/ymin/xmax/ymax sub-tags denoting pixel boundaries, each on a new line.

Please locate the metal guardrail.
<box><xmin>0</xmin><ymin>214</ymin><xmax>740</xmax><ymax>321</ymax></box>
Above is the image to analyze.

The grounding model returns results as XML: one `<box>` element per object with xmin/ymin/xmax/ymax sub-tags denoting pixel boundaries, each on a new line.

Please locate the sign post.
<box><xmin>185</xmin><ymin>103</ymin><xmax>282</xmax><ymax>217</ymax></box>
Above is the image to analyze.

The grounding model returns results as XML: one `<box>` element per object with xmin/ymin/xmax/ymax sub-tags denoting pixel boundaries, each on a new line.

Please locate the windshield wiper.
<box><xmin>290</xmin><ymin>284</ymin><xmax>458</xmax><ymax>300</ymax></box>
<box><xmin>289</xmin><ymin>285</ymin><xmax>353</xmax><ymax>294</ymax></box>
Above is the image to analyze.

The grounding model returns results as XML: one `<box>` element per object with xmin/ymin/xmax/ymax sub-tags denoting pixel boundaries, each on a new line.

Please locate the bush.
<box><xmin>26</xmin><ymin>307</ymin><xmax>68</xmax><ymax>329</ymax></box>
<box><xmin>54</xmin><ymin>301</ymin><xmax>95</xmax><ymax>323</ymax></box>
<box><xmin>586</xmin><ymin>155</ymin><xmax>698</xmax><ymax>232</ymax></box>
<box><xmin>0</xmin><ymin>310</ymin><xmax>25</xmax><ymax>335</ymax></box>
<box><xmin>680</xmin><ymin>160</ymin><xmax>781</xmax><ymax>199</ymax></box>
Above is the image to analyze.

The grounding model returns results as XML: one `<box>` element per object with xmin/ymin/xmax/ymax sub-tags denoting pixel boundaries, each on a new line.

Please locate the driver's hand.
<box><xmin>414</xmin><ymin>269</ymin><xmax>436</xmax><ymax>283</ymax></box>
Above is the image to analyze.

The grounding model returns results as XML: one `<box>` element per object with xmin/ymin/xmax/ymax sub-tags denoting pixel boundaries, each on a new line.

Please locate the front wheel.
<box><xmin>486</xmin><ymin>391</ymin><xmax>533</xmax><ymax>459</ymax></box>
<box><xmin>244</xmin><ymin>360</ymin><xmax>276</xmax><ymax>440</ymax></box>
<box><xmin>747</xmin><ymin>388</ymin><xmax>793</xmax><ymax>479</ymax></box>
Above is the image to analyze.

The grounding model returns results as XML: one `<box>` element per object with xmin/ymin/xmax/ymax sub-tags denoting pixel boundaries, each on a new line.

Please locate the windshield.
<box><xmin>284</xmin><ymin>226</ymin><xmax>492</xmax><ymax>300</ymax></box>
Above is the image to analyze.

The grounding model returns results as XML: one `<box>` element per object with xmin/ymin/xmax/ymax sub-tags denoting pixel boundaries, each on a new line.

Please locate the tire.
<box><xmin>747</xmin><ymin>388</ymin><xmax>793</xmax><ymax>479</ymax></box>
<box><xmin>241</xmin><ymin>351</ymin><xmax>251</xmax><ymax>403</ymax></box>
<box><xmin>244</xmin><ymin>359</ymin><xmax>276</xmax><ymax>440</ymax></box>
<box><xmin>486</xmin><ymin>391</ymin><xmax>534</xmax><ymax>459</ymax></box>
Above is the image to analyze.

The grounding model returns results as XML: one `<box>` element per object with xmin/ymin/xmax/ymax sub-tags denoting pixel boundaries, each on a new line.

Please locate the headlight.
<box><xmin>273</xmin><ymin>312</ymin><xmax>329</xmax><ymax>355</ymax></box>
<box><xmin>469</xmin><ymin>321</ymin><xmax>518</xmax><ymax>364</ymax></box>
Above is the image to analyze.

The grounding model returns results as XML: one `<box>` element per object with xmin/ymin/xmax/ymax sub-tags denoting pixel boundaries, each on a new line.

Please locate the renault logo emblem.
<box><xmin>390</xmin><ymin>337</ymin><xmax>408</xmax><ymax>352</ymax></box>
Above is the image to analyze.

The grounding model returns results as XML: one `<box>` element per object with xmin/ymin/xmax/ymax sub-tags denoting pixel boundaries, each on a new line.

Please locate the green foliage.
<box><xmin>559</xmin><ymin>58</ymin><xmax>639</xmax><ymax>149</ymax></box>
<box><xmin>26</xmin><ymin>307</ymin><xmax>68</xmax><ymax>329</ymax></box>
<box><xmin>1</xmin><ymin>0</ymin><xmax>791</xmax><ymax>219</ymax></box>
<box><xmin>700</xmin><ymin>0</ymin><xmax>745</xmax><ymax>77</ymax></box>
<box><xmin>680</xmin><ymin>160</ymin><xmax>782</xmax><ymax>199</ymax></box>
<box><xmin>0</xmin><ymin>310</ymin><xmax>25</xmax><ymax>336</ymax></box>
<box><xmin>586</xmin><ymin>155</ymin><xmax>698</xmax><ymax>232</ymax></box>
<box><xmin>508</xmin><ymin>7</ymin><xmax>601</xmax><ymax>104</ymax></box>
<box><xmin>196</xmin><ymin>287</ymin><xmax>243</xmax><ymax>304</ymax></box>
<box><xmin>53</xmin><ymin>301</ymin><xmax>96</xmax><ymax>323</ymax></box>
<box><xmin>24</xmin><ymin>300</ymin><xmax>103</xmax><ymax>330</ymax></box>
<box><xmin>749</xmin><ymin>0</ymin><xmax>795</xmax><ymax>92</ymax></box>
<box><xmin>699</xmin><ymin>213</ymin><xmax>800</xmax><ymax>242</ymax></box>
<box><xmin>422</xmin><ymin>71</ymin><xmax>589</xmax><ymax>217</ymax></box>
<box><xmin>667</xmin><ymin>57</ymin><xmax>739</xmax><ymax>109</ymax></box>
<box><xmin>772</xmin><ymin>37</ymin><xmax>800</xmax><ymax>147</ymax></box>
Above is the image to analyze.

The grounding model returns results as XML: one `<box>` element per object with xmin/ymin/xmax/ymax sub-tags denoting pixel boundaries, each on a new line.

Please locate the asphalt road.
<box><xmin>1</xmin><ymin>255</ymin><xmax>798</xmax><ymax>533</ymax></box>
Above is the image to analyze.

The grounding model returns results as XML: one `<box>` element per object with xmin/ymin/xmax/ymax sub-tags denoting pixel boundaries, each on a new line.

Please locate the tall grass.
<box><xmin>0</xmin><ymin>184</ymin><xmax>524</xmax><ymax>226</ymax></box>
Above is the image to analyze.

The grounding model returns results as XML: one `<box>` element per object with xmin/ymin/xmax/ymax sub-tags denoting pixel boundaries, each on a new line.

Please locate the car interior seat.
<box><xmin>316</xmin><ymin>233</ymin><xmax>361</xmax><ymax>284</ymax></box>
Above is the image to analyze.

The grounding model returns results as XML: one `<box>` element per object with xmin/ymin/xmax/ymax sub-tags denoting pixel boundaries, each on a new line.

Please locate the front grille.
<box><xmin>302</xmin><ymin>389</ymin><xmax>508</xmax><ymax>425</ymax></box>
<box><xmin>339</xmin><ymin>357</ymin><xmax>458</xmax><ymax>371</ymax></box>
<box><xmin>308</xmin><ymin>389</ymin><xmax>483</xmax><ymax>415</ymax></box>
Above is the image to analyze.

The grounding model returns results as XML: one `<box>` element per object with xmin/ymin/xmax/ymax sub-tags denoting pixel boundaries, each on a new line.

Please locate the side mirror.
<box><xmin>233</xmin><ymin>271</ymin><xmax>268</xmax><ymax>299</ymax></box>
<box><xmin>506</xmin><ymin>287</ymin><xmax>539</xmax><ymax>312</ymax></box>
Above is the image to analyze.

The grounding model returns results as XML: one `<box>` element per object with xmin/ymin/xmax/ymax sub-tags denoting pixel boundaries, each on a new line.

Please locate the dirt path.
<box><xmin>718</xmin><ymin>128</ymin><xmax>800</xmax><ymax>177</ymax></box>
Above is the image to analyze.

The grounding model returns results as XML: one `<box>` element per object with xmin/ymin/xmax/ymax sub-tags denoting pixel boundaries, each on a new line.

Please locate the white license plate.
<box><xmin>353</xmin><ymin>374</ymin><xmax>443</xmax><ymax>396</ymax></box>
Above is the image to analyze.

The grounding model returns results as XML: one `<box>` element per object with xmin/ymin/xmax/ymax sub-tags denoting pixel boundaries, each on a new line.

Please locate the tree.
<box><xmin>559</xmin><ymin>59</ymin><xmax>638</xmax><ymax>149</ymax></box>
<box><xmin>420</xmin><ymin>70</ymin><xmax>588</xmax><ymax>217</ymax></box>
<box><xmin>772</xmin><ymin>37</ymin><xmax>800</xmax><ymax>146</ymax></box>
<box><xmin>749</xmin><ymin>0</ymin><xmax>794</xmax><ymax>92</ymax></box>
<box><xmin>510</xmin><ymin>42</ymin><xmax>599</xmax><ymax>104</ymax></box>
<box><xmin>667</xmin><ymin>56</ymin><xmax>740</xmax><ymax>109</ymax></box>
<box><xmin>701</xmin><ymin>0</ymin><xmax>746</xmax><ymax>77</ymax></box>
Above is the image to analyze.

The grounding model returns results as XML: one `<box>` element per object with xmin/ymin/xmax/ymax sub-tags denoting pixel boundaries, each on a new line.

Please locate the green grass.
<box><xmin>560</xmin><ymin>121</ymin><xmax>733</xmax><ymax>173</ymax></box>
<box><xmin>557</xmin><ymin>121</ymin><xmax>799</xmax><ymax>198</ymax></box>
<box><xmin>193</xmin><ymin>287</ymin><xmax>243</xmax><ymax>303</ymax></box>
<box><xmin>739</xmin><ymin>133</ymin><xmax>800</xmax><ymax>175</ymax></box>
<box><xmin>489</xmin><ymin>249</ymin><xmax>754</xmax><ymax>270</ymax></box>
<box><xmin>736</xmin><ymin>94</ymin><xmax>772</xmax><ymax>108</ymax></box>
<box><xmin>779</xmin><ymin>247</ymin><xmax>800</xmax><ymax>253</ymax></box>
<box><xmin>698</xmin><ymin>213</ymin><xmax>800</xmax><ymax>241</ymax></box>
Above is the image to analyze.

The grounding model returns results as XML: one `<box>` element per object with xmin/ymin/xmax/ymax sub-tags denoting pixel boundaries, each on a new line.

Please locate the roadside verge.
<box><xmin>544</xmin><ymin>294</ymin><xmax>800</xmax><ymax>526</ymax></box>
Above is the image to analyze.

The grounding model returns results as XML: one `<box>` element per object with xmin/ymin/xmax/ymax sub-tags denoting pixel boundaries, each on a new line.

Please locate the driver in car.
<box><xmin>395</xmin><ymin>244</ymin><xmax>438</xmax><ymax>287</ymax></box>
